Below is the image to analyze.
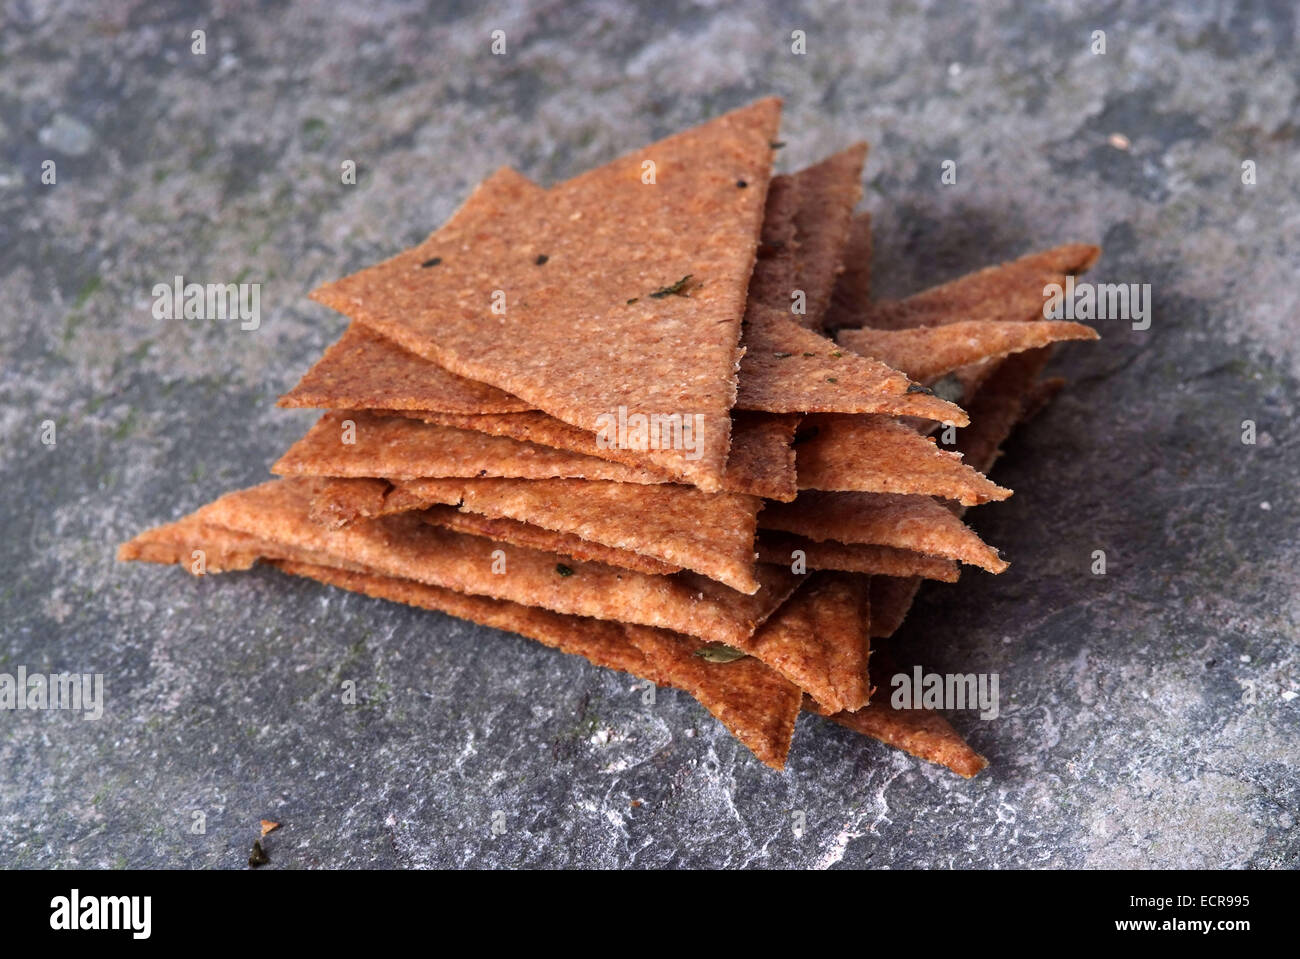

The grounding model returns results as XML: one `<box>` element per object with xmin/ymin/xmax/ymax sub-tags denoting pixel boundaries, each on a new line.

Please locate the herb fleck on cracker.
<box><xmin>535</xmin><ymin>254</ymin><xmax>549</xmax><ymax>266</ymax></box>
<box><xmin>694</xmin><ymin>643</ymin><xmax>748</xmax><ymax>663</ymax></box>
<box><xmin>419</xmin><ymin>257</ymin><xmax>442</xmax><ymax>268</ymax></box>
<box><xmin>649</xmin><ymin>275</ymin><xmax>693</xmax><ymax>299</ymax></box>
<box><xmin>555</xmin><ymin>564</ymin><xmax>574</xmax><ymax>577</ymax></box>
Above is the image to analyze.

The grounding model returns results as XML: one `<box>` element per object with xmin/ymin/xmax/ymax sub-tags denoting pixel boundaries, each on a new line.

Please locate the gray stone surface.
<box><xmin>1</xmin><ymin>0</ymin><xmax>1297</xmax><ymax>869</ymax></box>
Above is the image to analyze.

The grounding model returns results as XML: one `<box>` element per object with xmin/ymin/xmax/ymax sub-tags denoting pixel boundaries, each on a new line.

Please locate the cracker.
<box><xmin>280</xmin><ymin>167</ymin><xmax>542</xmax><ymax>415</ymax></box>
<box><xmin>862</xmin><ymin>349</ymin><xmax>1063</xmax><ymax>639</ymax></box>
<box><xmin>867</xmin><ymin>575</ymin><xmax>924</xmax><ymax>638</ymax></box>
<box><xmin>279</xmin><ymin>323</ymin><xmax>534</xmax><ymax>414</ymax></box>
<box><xmin>272</xmin><ymin>561</ymin><xmax>800</xmax><ymax>769</ymax></box>
<box><xmin>622</xmin><ymin>624</ymin><xmax>801</xmax><ymax>769</ymax></box>
<box><xmin>837</xmin><ymin>319</ymin><xmax>1098</xmax><ymax>383</ymax></box>
<box><xmin>759</xmin><ymin>490</ymin><xmax>1007</xmax><ymax>573</ymax></box>
<box><xmin>827</xmin><ymin>211</ymin><xmax>873</xmax><ymax>319</ymax></box>
<box><xmin>793</xmin><ymin>414</ymin><xmax>1011</xmax><ymax>506</ymax></box>
<box><xmin>738</xmin><ymin>305</ymin><xmax>968</xmax><ymax>422</ymax></box>
<box><xmin>403</xmin><ymin>408</ymin><xmax>799</xmax><ymax>501</ymax></box>
<box><xmin>117</xmin><ymin>515</ymin><xmax>262</xmax><ymax>572</ymax></box>
<box><xmin>787</xmin><ymin>145</ymin><xmax>867</xmax><ymax>328</ymax></box>
<box><xmin>272</xmin><ymin>411</ymin><xmax>669</xmax><ymax>485</ymax></box>
<box><xmin>737</xmin><ymin>147</ymin><xmax>964</xmax><ymax>422</ymax></box>
<box><xmin>845</xmin><ymin>244</ymin><xmax>1100</xmax><ymax>330</ymax></box>
<box><xmin>823</xmin><ymin>695</ymin><xmax>988</xmax><ymax>777</ymax></box>
<box><xmin>357</xmin><ymin>475</ymin><xmax>762</xmax><ymax>593</ymax></box>
<box><xmin>421</xmin><ymin>505</ymin><xmax>680</xmax><ymax>576</ymax></box>
<box><xmin>756</xmin><ymin>531</ymin><xmax>960</xmax><ymax>582</ymax></box>
<box><xmin>311</xmin><ymin>99</ymin><xmax>784</xmax><ymax>492</ymax></box>
<box><xmin>723</xmin><ymin>411</ymin><xmax>799</xmax><ymax>501</ymax></box>
<box><xmin>307</xmin><ymin>477</ymin><xmax>456</xmax><ymax>528</ymax></box>
<box><xmin>745</xmin><ymin>167</ymin><xmax>801</xmax><ymax>307</ymax></box>
<box><xmin>123</xmin><ymin>479</ymin><xmax>799</xmax><ymax>645</ymax></box>
<box><xmin>741</xmin><ymin>572</ymin><xmax>872</xmax><ymax>714</ymax></box>
<box><xmin>955</xmin><ymin>348</ymin><xmax>1054</xmax><ymax>477</ymax></box>
<box><xmin>747</xmin><ymin>144</ymin><xmax>866</xmax><ymax>329</ymax></box>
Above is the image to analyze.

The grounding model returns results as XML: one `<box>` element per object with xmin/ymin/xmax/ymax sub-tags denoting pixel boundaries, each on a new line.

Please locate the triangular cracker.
<box><xmin>738</xmin><ymin>306</ymin><xmax>967</xmax><ymax>421</ymax></box>
<box><xmin>794</xmin><ymin>414</ymin><xmax>1011</xmax><ymax>506</ymax></box>
<box><xmin>838</xmin><ymin>244</ymin><xmax>1100</xmax><ymax>330</ymax></box>
<box><xmin>759</xmin><ymin>490</ymin><xmax>1007</xmax><ymax>573</ymax></box>
<box><xmin>272</xmin><ymin>411</ymin><xmax>669</xmax><ymax>485</ymax></box>
<box><xmin>121</xmin><ymin>479</ymin><xmax>799</xmax><ymax>645</ymax></box>
<box><xmin>421</xmin><ymin>505</ymin><xmax>680</xmax><ymax>576</ymax></box>
<box><xmin>756</xmin><ymin>531</ymin><xmax>959</xmax><ymax>582</ymax></box>
<box><xmin>280</xmin><ymin>322</ymin><xmax>534</xmax><ymax>414</ymax></box>
<box><xmin>742</xmin><ymin>573</ymin><xmax>872</xmax><ymax>714</ymax></box>
<box><xmin>336</xmin><ymin>476</ymin><xmax>763</xmax><ymax>593</ymax></box>
<box><xmin>822</xmin><ymin>696</ymin><xmax>988</xmax><ymax>778</ymax></box>
<box><xmin>827</xmin><ymin>211</ymin><xmax>873</xmax><ymax>318</ymax></box>
<box><xmin>400</xmin><ymin>408</ymin><xmax>800</xmax><ymax>501</ymax></box>
<box><xmin>837</xmin><ymin>319</ymin><xmax>1097</xmax><ymax>383</ymax></box>
<box><xmin>311</xmin><ymin>99</ymin><xmax>784</xmax><ymax>492</ymax></box>
<box><xmin>622</xmin><ymin>624</ymin><xmax>801</xmax><ymax>769</ymax></box>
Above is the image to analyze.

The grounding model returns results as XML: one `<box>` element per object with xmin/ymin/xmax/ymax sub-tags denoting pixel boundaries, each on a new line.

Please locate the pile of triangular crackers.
<box><xmin>120</xmin><ymin>99</ymin><xmax>1100</xmax><ymax>775</ymax></box>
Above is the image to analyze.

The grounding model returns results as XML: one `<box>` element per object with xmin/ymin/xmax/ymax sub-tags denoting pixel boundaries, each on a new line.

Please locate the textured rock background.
<box><xmin>1</xmin><ymin>0</ymin><xmax>1296</xmax><ymax>868</ymax></box>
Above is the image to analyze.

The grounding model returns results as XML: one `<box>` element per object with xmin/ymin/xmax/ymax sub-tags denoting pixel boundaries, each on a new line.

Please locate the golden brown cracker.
<box><xmin>850</xmin><ymin>245</ymin><xmax>1100</xmax><ymax>330</ymax></box>
<box><xmin>116</xmin><ymin>514</ymin><xmax>262</xmax><ymax>573</ymax></box>
<box><xmin>747</xmin><ymin>144</ymin><xmax>866</xmax><ymax>330</ymax></box>
<box><xmin>420</xmin><ymin>505</ymin><xmax>680</xmax><ymax>576</ymax></box>
<box><xmin>378</xmin><ymin>476</ymin><xmax>762</xmax><ymax>593</ymax></box>
<box><xmin>826</xmin><ymin>211</ymin><xmax>873</xmax><ymax>323</ymax></box>
<box><xmin>272</xmin><ymin>411</ymin><xmax>668</xmax><ymax>485</ymax></box>
<box><xmin>759</xmin><ymin>490</ymin><xmax>1007</xmax><ymax>573</ymax></box>
<box><xmin>836</xmin><ymin>319</ymin><xmax>1098</xmax><ymax>383</ymax></box>
<box><xmin>788</xmin><ymin>145</ymin><xmax>867</xmax><ymax>327</ymax></box>
<box><xmin>622</xmin><ymin>624</ymin><xmax>802</xmax><ymax>769</ymax></box>
<box><xmin>280</xmin><ymin>167</ymin><xmax>542</xmax><ymax>415</ymax></box>
<box><xmin>823</xmin><ymin>695</ymin><xmax>988</xmax><ymax>778</ymax></box>
<box><xmin>126</xmin><ymin>479</ymin><xmax>798</xmax><ymax>645</ymax></box>
<box><xmin>738</xmin><ymin>306</ymin><xmax>967</xmax><ymax>422</ymax></box>
<box><xmin>401</xmin><ymin>408</ymin><xmax>799</xmax><ymax>502</ymax></box>
<box><xmin>756</xmin><ymin>531</ymin><xmax>959</xmax><ymax>582</ymax></box>
<box><xmin>312</xmin><ymin>99</ymin><xmax>784</xmax><ymax>492</ymax></box>
<box><xmin>793</xmin><ymin>414</ymin><xmax>1011</xmax><ymax>506</ymax></box>
<box><xmin>742</xmin><ymin>572</ymin><xmax>872</xmax><ymax>714</ymax></box>
<box><xmin>279</xmin><ymin>322</ymin><xmax>534</xmax><ymax>414</ymax></box>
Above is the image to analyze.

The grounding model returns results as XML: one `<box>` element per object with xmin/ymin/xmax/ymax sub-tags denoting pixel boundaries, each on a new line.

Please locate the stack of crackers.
<box><xmin>120</xmin><ymin>99</ymin><xmax>1099</xmax><ymax>775</ymax></box>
